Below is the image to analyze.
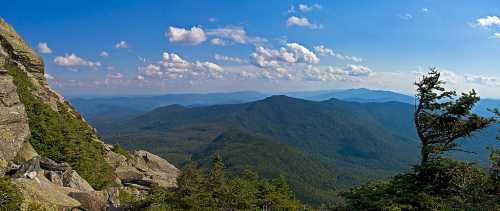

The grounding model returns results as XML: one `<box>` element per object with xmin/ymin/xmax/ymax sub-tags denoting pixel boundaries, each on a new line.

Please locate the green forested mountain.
<box><xmin>98</xmin><ymin>95</ymin><xmax>421</xmax><ymax>204</ymax></box>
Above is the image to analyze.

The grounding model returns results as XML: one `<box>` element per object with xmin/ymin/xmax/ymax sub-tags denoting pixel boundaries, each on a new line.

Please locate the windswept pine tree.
<box><xmin>414</xmin><ymin>68</ymin><xmax>496</xmax><ymax>165</ymax></box>
<box><xmin>340</xmin><ymin>68</ymin><xmax>500</xmax><ymax>210</ymax></box>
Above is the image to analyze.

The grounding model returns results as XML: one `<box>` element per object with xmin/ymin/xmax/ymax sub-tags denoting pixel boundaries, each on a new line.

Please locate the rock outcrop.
<box><xmin>0</xmin><ymin>18</ymin><xmax>179</xmax><ymax>210</ymax></box>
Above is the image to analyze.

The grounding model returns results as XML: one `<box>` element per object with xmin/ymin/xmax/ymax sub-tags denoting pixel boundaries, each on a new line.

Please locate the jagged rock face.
<box><xmin>105</xmin><ymin>146</ymin><xmax>180</xmax><ymax>189</ymax></box>
<box><xmin>0</xmin><ymin>18</ymin><xmax>44</xmax><ymax>81</ymax></box>
<box><xmin>0</xmin><ymin>51</ymin><xmax>29</xmax><ymax>175</ymax></box>
<box><xmin>0</xmin><ymin>18</ymin><xmax>180</xmax><ymax>210</ymax></box>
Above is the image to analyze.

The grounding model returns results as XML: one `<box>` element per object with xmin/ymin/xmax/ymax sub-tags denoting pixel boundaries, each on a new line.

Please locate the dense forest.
<box><xmin>117</xmin><ymin>69</ymin><xmax>499</xmax><ymax>210</ymax></box>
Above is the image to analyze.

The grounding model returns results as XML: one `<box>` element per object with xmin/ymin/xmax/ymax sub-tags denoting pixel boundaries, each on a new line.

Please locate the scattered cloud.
<box><xmin>166</xmin><ymin>26</ymin><xmax>207</xmax><ymax>45</ymax></box>
<box><xmin>138</xmin><ymin>51</ymin><xmax>224</xmax><ymax>80</ymax></box>
<box><xmin>44</xmin><ymin>73</ymin><xmax>55</xmax><ymax>80</ymax></box>
<box><xmin>206</xmin><ymin>26</ymin><xmax>267</xmax><ymax>45</ymax></box>
<box><xmin>107</xmin><ymin>72</ymin><xmax>124</xmax><ymax>79</ymax></box>
<box><xmin>115</xmin><ymin>41</ymin><xmax>128</xmax><ymax>49</ymax></box>
<box><xmin>53</xmin><ymin>53</ymin><xmax>101</xmax><ymax>69</ymax></box>
<box><xmin>304</xmin><ymin>64</ymin><xmax>372</xmax><ymax>81</ymax></box>
<box><xmin>399</xmin><ymin>13</ymin><xmax>413</xmax><ymax>20</ymax></box>
<box><xmin>208</xmin><ymin>17</ymin><xmax>217</xmax><ymax>23</ymax></box>
<box><xmin>210</xmin><ymin>38</ymin><xmax>226</xmax><ymax>46</ymax></box>
<box><xmin>214</xmin><ymin>53</ymin><xmax>246</xmax><ymax>64</ymax></box>
<box><xmin>476</xmin><ymin>16</ymin><xmax>500</xmax><ymax>28</ymax></box>
<box><xmin>342</xmin><ymin>64</ymin><xmax>373</xmax><ymax>76</ymax></box>
<box><xmin>288</xmin><ymin>3</ymin><xmax>322</xmax><ymax>13</ymax></box>
<box><xmin>136</xmin><ymin>74</ymin><xmax>145</xmax><ymax>81</ymax></box>
<box><xmin>298</xmin><ymin>4</ymin><xmax>322</xmax><ymax>12</ymax></box>
<box><xmin>207</xmin><ymin>26</ymin><xmax>246</xmax><ymax>44</ymax></box>
<box><xmin>313</xmin><ymin>45</ymin><xmax>362</xmax><ymax>62</ymax></box>
<box><xmin>37</xmin><ymin>42</ymin><xmax>52</xmax><ymax>54</ymax></box>
<box><xmin>250</xmin><ymin>42</ymin><xmax>319</xmax><ymax>79</ymax></box>
<box><xmin>100</xmin><ymin>51</ymin><xmax>109</xmax><ymax>57</ymax></box>
<box><xmin>465</xmin><ymin>75</ymin><xmax>500</xmax><ymax>86</ymax></box>
<box><xmin>287</xmin><ymin>16</ymin><xmax>322</xmax><ymax>29</ymax></box>
<box><xmin>421</xmin><ymin>8</ymin><xmax>429</xmax><ymax>13</ymax></box>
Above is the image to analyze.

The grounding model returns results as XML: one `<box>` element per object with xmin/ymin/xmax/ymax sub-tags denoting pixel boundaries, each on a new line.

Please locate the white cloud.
<box><xmin>304</xmin><ymin>66</ymin><xmax>350</xmax><ymax>81</ymax></box>
<box><xmin>476</xmin><ymin>16</ymin><xmax>500</xmax><ymax>28</ymax></box>
<box><xmin>206</xmin><ymin>26</ymin><xmax>267</xmax><ymax>45</ymax></box>
<box><xmin>208</xmin><ymin>17</ymin><xmax>217</xmax><ymax>23</ymax></box>
<box><xmin>167</xmin><ymin>26</ymin><xmax>207</xmax><ymax>45</ymax></box>
<box><xmin>399</xmin><ymin>13</ymin><xmax>413</xmax><ymax>20</ymax></box>
<box><xmin>298</xmin><ymin>4</ymin><xmax>322</xmax><ymax>12</ymax></box>
<box><xmin>107</xmin><ymin>72</ymin><xmax>124</xmax><ymax>79</ymax></box>
<box><xmin>250</xmin><ymin>42</ymin><xmax>319</xmax><ymax>79</ymax></box>
<box><xmin>206</xmin><ymin>26</ymin><xmax>247</xmax><ymax>44</ymax></box>
<box><xmin>287</xmin><ymin>16</ymin><xmax>322</xmax><ymax>29</ymax></box>
<box><xmin>139</xmin><ymin>51</ymin><xmax>224</xmax><ymax>80</ymax></box>
<box><xmin>342</xmin><ymin>64</ymin><xmax>373</xmax><ymax>76</ymax></box>
<box><xmin>303</xmin><ymin>64</ymin><xmax>373</xmax><ymax>81</ymax></box>
<box><xmin>142</xmin><ymin>64</ymin><xmax>162</xmax><ymax>77</ymax></box>
<box><xmin>465</xmin><ymin>75</ymin><xmax>500</xmax><ymax>86</ymax></box>
<box><xmin>44</xmin><ymin>73</ymin><xmax>55</xmax><ymax>80</ymax></box>
<box><xmin>115</xmin><ymin>41</ymin><xmax>128</xmax><ymax>49</ymax></box>
<box><xmin>313</xmin><ymin>45</ymin><xmax>362</xmax><ymax>62</ymax></box>
<box><xmin>421</xmin><ymin>8</ymin><xmax>429</xmax><ymax>13</ymax></box>
<box><xmin>37</xmin><ymin>42</ymin><xmax>52</xmax><ymax>54</ymax></box>
<box><xmin>136</xmin><ymin>75</ymin><xmax>145</xmax><ymax>81</ymax></box>
<box><xmin>100</xmin><ymin>51</ymin><xmax>109</xmax><ymax>57</ymax></box>
<box><xmin>214</xmin><ymin>53</ymin><xmax>246</xmax><ymax>64</ymax></box>
<box><xmin>53</xmin><ymin>53</ymin><xmax>101</xmax><ymax>69</ymax></box>
<box><xmin>210</xmin><ymin>38</ymin><xmax>226</xmax><ymax>46</ymax></box>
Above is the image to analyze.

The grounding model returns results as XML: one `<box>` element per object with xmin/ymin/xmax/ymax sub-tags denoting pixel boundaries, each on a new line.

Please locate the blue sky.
<box><xmin>3</xmin><ymin>0</ymin><xmax>500</xmax><ymax>97</ymax></box>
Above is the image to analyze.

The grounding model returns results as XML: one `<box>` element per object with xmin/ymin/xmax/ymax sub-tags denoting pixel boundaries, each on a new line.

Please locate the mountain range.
<box><xmin>76</xmin><ymin>91</ymin><xmax>499</xmax><ymax>205</ymax></box>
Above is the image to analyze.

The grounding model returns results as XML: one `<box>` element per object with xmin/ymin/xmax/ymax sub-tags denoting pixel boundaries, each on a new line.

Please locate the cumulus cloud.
<box><xmin>210</xmin><ymin>38</ymin><xmax>226</xmax><ymax>46</ymax></box>
<box><xmin>399</xmin><ymin>13</ymin><xmax>413</xmax><ymax>20</ymax></box>
<box><xmin>465</xmin><ymin>75</ymin><xmax>500</xmax><ymax>86</ymax></box>
<box><xmin>206</xmin><ymin>26</ymin><xmax>266</xmax><ymax>45</ymax></box>
<box><xmin>304</xmin><ymin>64</ymin><xmax>372</xmax><ymax>81</ymax></box>
<box><xmin>100</xmin><ymin>51</ymin><xmax>109</xmax><ymax>57</ymax></box>
<box><xmin>287</xmin><ymin>16</ymin><xmax>322</xmax><ymax>29</ymax></box>
<box><xmin>304</xmin><ymin>66</ymin><xmax>349</xmax><ymax>81</ymax></box>
<box><xmin>44</xmin><ymin>73</ymin><xmax>55</xmax><ymax>80</ymax></box>
<box><xmin>342</xmin><ymin>64</ymin><xmax>373</xmax><ymax>76</ymax></box>
<box><xmin>207</xmin><ymin>26</ymin><xmax>246</xmax><ymax>44</ymax></box>
<box><xmin>167</xmin><ymin>26</ymin><xmax>207</xmax><ymax>45</ymax></box>
<box><xmin>139</xmin><ymin>51</ymin><xmax>224</xmax><ymax>80</ymax></box>
<box><xmin>250</xmin><ymin>42</ymin><xmax>319</xmax><ymax>79</ymax></box>
<box><xmin>53</xmin><ymin>54</ymin><xmax>101</xmax><ymax>69</ymax></box>
<box><xmin>313</xmin><ymin>45</ymin><xmax>362</xmax><ymax>62</ymax></box>
<box><xmin>115</xmin><ymin>41</ymin><xmax>128</xmax><ymax>49</ymax></box>
<box><xmin>421</xmin><ymin>8</ymin><xmax>429</xmax><ymax>13</ymax></box>
<box><xmin>214</xmin><ymin>53</ymin><xmax>246</xmax><ymax>64</ymax></box>
<box><xmin>476</xmin><ymin>16</ymin><xmax>500</xmax><ymax>28</ymax></box>
<box><xmin>107</xmin><ymin>72</ymin><xmax>124</xmax><ymax>79</ymax></box>
<box><xmin>298</xmin><ymin>4</ymin><xmax>322</xmax><ymax>12</ymax></box>
<box><xmin>37</xmin><ymin>42</ymin><xmax>52</xmax><ymax>54</ymax></box>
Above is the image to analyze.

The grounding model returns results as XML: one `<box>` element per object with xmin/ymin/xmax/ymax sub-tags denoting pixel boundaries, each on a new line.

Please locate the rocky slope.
<box><xmin>0</xmin><ymin>18</ymin><xmax>179</xmax><ymax>210</ymax></box>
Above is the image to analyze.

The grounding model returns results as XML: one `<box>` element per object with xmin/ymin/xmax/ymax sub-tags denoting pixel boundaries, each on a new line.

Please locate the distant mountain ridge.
<box><xmin>100</xmin><ymin>95</ymin><xmax>421</xmax><ymax>204</ymax></box>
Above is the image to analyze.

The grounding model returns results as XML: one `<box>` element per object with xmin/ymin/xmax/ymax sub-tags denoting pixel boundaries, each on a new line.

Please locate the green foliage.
<box><xmin>342</xmin><ymin>158</ymin><xmax>500</xmax><ymax>210</ymax></box>
<box><xmin>113</xmin><ymin>144</ymin><xmax>133</xmax><ymax>160</ymax></box>
<box><xmin>341</xmin><ymin>69</ymin><xmax>500</xmax><ymax>210</ymax></box>
<box><xmin>414</xmin><ymin>68</ymin><xmax>496</xmax><ymax>165</ymax></box>
<box><xmin>0</xmin><ymin>177</ymin><xmax>22</xmax><ymax>211</ymax></box>
<box><xmin>6</xmin><ymin>64</ymin><xmax>115</xmax><ymax>190</ymax></box>
<box><xmin>128</xmin><ymin>155</ymin><xmax>302</xmax><ymax>210</ymax></box>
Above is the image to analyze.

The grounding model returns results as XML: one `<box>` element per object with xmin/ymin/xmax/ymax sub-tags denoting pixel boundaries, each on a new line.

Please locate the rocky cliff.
<box><xmin>0</xmin><ymin>18</ymin><xmax>179</xmax><ymax>210</ymax></box>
